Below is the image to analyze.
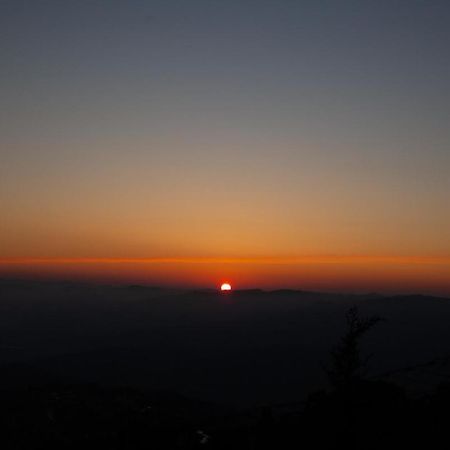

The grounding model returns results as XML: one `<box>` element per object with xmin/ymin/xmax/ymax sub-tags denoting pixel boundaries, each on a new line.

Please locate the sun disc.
<box><xmin>220</xmin><ymin>283</ymin><xmax>232</xmax><ymax>291</ymax></box>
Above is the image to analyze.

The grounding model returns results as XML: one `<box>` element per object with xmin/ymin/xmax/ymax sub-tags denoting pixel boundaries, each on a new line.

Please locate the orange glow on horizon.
<box><xmin>0</xmin><ymin>254</ymin><xmax>449</xmax><ymax>296</ymax></box>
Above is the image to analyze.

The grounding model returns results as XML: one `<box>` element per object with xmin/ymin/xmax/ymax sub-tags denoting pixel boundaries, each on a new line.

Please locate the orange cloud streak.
<box><xmin>1</xmin><ymin>255</ymin><xmax>450</xmax><ymax>266</ymax></box>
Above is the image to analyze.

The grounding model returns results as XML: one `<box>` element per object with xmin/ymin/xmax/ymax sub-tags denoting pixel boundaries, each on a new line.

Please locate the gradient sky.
<box><xmin>1</xmin><ymin>1</ymin><xmax>450</xmax><ymax>293</ymax></box>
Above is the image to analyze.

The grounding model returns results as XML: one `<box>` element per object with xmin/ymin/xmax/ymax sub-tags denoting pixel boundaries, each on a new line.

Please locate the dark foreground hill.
<box><xmin>4</xmin><ymin>378</ymin><xmax>450</xmax><ymax>450</ymax></box>
<box><xmin>1</xmin><ymin>279</ymin><xmax>450</xmax><ymax>406</ymax></box>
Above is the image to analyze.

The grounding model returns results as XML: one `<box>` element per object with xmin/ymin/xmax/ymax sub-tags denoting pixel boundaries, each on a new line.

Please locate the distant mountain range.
<box><xmin>1</xmin><ymin>278</ymin><xmax>450</xmax><ymax>406</ymax></box>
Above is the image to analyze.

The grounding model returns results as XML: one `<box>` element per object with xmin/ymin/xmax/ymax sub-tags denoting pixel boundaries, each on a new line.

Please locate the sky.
<box><xmin>1</xmin><ymin>0</ymin><xmax>450</xmax><ymax>293</ymax></box>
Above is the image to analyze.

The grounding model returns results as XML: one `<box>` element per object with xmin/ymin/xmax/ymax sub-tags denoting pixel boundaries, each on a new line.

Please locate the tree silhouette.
<box><xmin>327</xmin><ymin>307</ymin><xmax>382</xmax><ymax>390</ymax></box>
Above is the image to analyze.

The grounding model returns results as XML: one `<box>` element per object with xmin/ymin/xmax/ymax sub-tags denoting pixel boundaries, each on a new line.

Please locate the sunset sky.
<box><xmin>1</xmin><ymin>1</ymin><xmax>450</xmax><ymax>293</ymax></box>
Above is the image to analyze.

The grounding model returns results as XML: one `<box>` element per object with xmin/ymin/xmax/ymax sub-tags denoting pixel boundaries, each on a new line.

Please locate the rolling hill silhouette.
<box><xmin>1</xmin><ymin>279</ymin><xmax>450</xmax><ymax>406</ymax></box>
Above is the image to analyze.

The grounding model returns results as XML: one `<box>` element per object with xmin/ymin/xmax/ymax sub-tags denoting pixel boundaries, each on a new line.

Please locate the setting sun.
<box><xmin>220</xmin><ymin>283</ymin><xmax>232</xmax><ymax>291</ymax></box>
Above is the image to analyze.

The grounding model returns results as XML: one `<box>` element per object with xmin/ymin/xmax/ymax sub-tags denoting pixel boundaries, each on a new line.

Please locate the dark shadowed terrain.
<box><xmin>3</xmin><ymin>279</ymin><xmax>450</xmax><ymax>449</ymax></box>
<box><xmin>1</xmin><ymin>279</ymin><xmax>450</xmax><ymax>406</ymax></box>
